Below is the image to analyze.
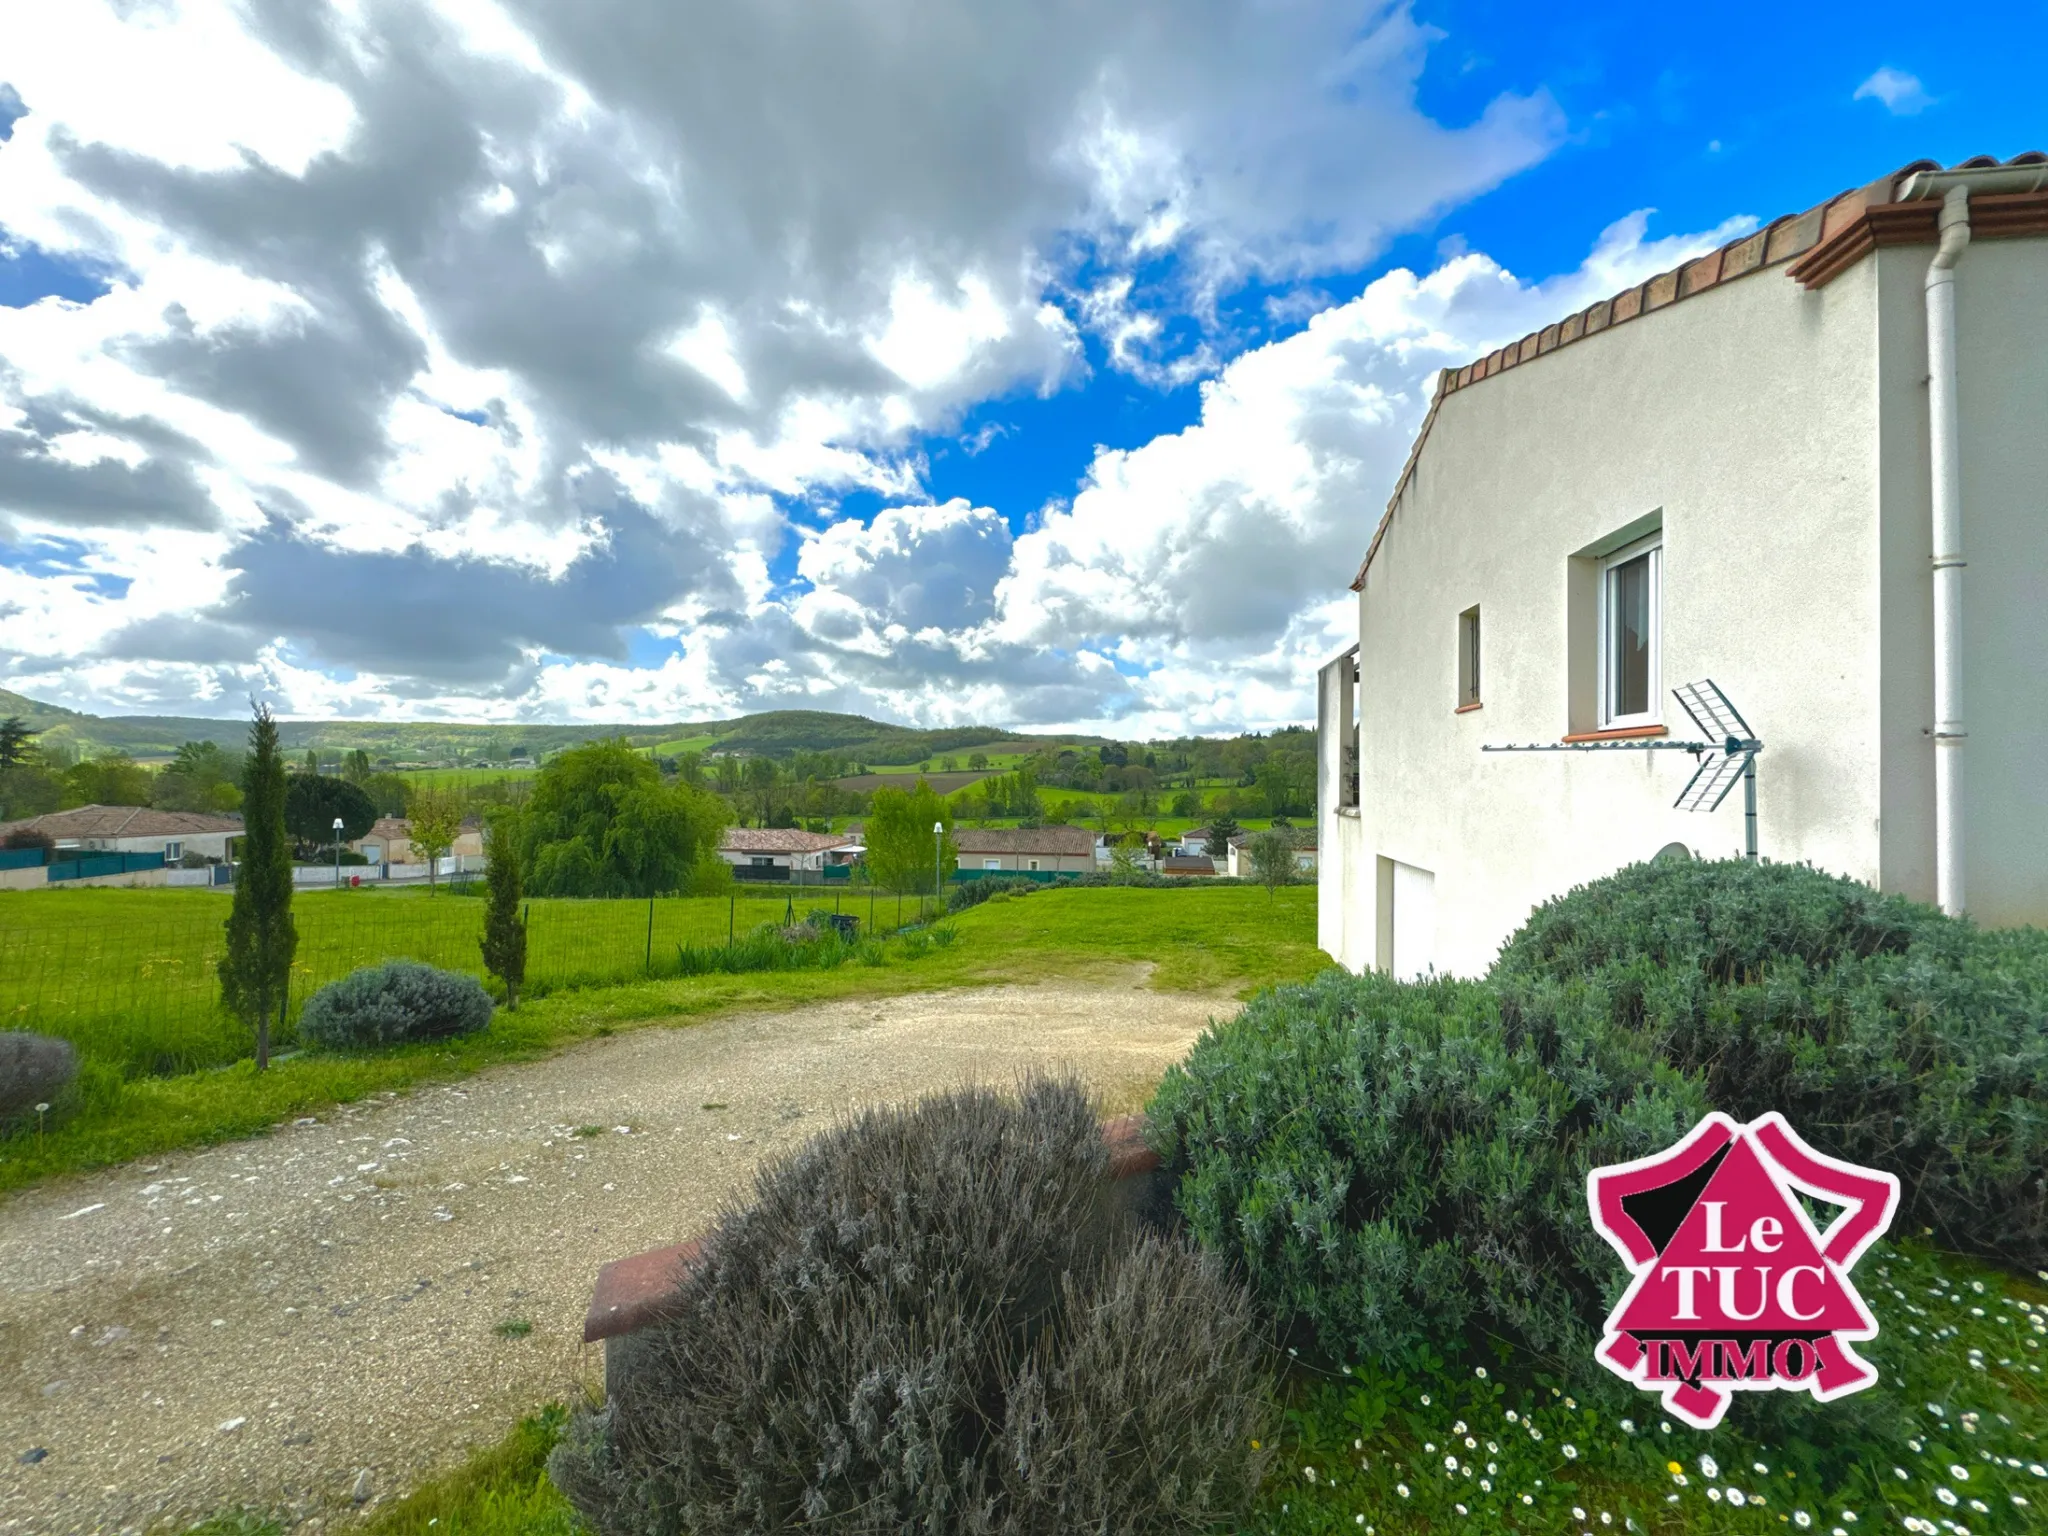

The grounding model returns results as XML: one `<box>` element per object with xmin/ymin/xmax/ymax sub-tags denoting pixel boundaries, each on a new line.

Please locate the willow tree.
<box><xmin>219</xmin><ymin>703</ymin><xmax>297</xmax><ymax>1069</ymax></box>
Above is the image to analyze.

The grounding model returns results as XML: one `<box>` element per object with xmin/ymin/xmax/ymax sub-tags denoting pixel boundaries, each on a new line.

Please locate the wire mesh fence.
<box><xmin>0</xmin><ymin>884</ymin><xmax>927</xmax><ymax>1078</ymax></box>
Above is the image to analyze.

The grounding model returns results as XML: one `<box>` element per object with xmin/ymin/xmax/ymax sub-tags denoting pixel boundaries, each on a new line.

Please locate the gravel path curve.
<box><xmin>0</xmin><ymin>971</ymin><xmax>1230</xmax><ymax>1534</ymax></box>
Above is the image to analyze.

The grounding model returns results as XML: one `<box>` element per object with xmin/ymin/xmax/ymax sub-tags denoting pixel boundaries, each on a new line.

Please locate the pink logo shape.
<box><xmin>1587</xmin><ymin>1112</ymin><xmax>1898</xmax><ymax>1429</ymax></box>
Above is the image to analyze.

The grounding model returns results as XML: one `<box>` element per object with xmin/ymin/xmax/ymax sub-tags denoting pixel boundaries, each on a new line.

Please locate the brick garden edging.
<box><xmin>582</xmin><ymin>1114</ymin><xmax>1166</xmax><ymax>1348</ymax></box>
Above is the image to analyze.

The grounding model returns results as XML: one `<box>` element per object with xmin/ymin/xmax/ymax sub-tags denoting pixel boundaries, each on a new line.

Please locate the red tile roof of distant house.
<box><xmin>719</xmin><ymin>828</ymin><xmax>860</xmax><ymax>854</ymax></box>
<box><xmin>0</xmin><ymin>804</ymin><xmax>243</xmax><ymax>840</ymax></box>
<box><xmin>954</xmin><ymin>826</ymin><xmax>1096</xmax><ymax>857</ymax></box>
<box><xmin>1352</xmin><ymin>152</ymin><xmax>2048</xmax><ymax>593</ymax></box>
<box><xmin>1160</xmin><ymin>854</ymin><xmax>1218</xmax><ymax>876</ymax></box>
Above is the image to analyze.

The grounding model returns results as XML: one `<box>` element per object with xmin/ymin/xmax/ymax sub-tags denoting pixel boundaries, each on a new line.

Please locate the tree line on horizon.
<box><xmin>0</xmin><ymin>708</ymin><xmax>1317</xmax><ymax>855</ymax></box>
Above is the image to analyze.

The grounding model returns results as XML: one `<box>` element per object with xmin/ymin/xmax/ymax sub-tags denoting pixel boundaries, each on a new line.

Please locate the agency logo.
<box><xmin>1587</xmin><ymin>1112</ymin><xmax>1899</xmax><ymax>1429</ymax></box>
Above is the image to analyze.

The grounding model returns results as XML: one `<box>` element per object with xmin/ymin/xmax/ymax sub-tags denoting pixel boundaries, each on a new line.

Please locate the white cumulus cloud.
<box><xmin>1853</xmin><ymin>67</ymin><xmax>1933</xmax><ymax>116</ymax></box>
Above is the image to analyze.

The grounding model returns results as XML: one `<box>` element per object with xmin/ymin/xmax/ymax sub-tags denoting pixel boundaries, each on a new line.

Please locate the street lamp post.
<box><xmin>932</xmin><ymin>820</ymin><xmax>944</xmax><ymax>922</ymax></box>
<box><xmin>333</xmin><ymin>817</ymin><xmax>345</xmax><ymax>887</ymax></box>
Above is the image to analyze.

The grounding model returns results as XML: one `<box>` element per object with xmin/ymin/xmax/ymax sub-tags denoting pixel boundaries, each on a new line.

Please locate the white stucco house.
<box><xmin>1319</xmin><ymin>154</ymin><xmax>2048</xmax><ymax>981</ymax></box>
<box><xmin>352</xmin><ymin>815</ymin><xmax>486</xmax><ymax>865</ymax></box>
<box><xmin>1224</xmin><ymin>834</ymin><xmax>1318</xmax><ymax>880</ymax></box>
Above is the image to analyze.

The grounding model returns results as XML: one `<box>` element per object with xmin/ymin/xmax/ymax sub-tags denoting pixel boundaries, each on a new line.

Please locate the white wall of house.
<box><xmin>1331</xmin><ymin>255</ymin><xmax>1886</xmax><ymax>979</ymax></box>
<box><xmin>1322</xmin><ymin>232</ymin><xmax>2047</xmax><ymax>979</ymax></box>
<box><xmin>62</xmin><ymin>830</ymin><xmax>238</xmax><ymax>861</ymax></box>
<box><xmin>955</xmin><ymin>851</ymin><xmax>1092</xmax><ymax>873</ymax></box>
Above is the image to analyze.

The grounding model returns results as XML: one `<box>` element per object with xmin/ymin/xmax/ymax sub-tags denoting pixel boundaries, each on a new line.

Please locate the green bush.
<box><xmin>549</xmin><ymin>1079</ymin><xmax>1276</xmax><ymax>1534</ymax></box>
<box><xmin>1150</xmin><ymin>969</ymin><xmax>1707</xmax><ymax>1372</ymax></box>
<box><xmin>947</xmin><ymin>875</ymin><xmax>1040</xmax><ymax>913</ymax></box>
<box><xmin>1492</xmin><ymin>858</ymin><xmax>2048</xmax><ymax>1269</ymax></box>
<box><xmin>298</xmin><ymin>960</ymin><xmax>493</xmax><ymax>1051</ymax></box>
<box><xmin>0</xmin><ymin>1032</ymin><xmax>79</xmax><ymax>1129</ymax></box>
<box><xmin>683</xmin><ymin>851</ymin><xmax>735</xmax><ymax>897</ymax></box>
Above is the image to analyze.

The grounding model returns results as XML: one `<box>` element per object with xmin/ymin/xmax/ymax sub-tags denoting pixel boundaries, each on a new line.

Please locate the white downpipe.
<box><xmin>1925</xmin><ymin>186</ymin><xmax>1969</xmax><ymax>917</ymax></box>
<box><xmin>1896</xmin><ymin>162</ymin><xmax>2048</xmax><ymax>916</ymax></box>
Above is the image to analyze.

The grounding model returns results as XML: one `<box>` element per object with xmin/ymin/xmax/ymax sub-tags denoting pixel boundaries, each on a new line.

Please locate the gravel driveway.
<box><xmin>0</xmin><ymin>972</ymin><xmax>1231</xmax><ymax>1534</ymax></box>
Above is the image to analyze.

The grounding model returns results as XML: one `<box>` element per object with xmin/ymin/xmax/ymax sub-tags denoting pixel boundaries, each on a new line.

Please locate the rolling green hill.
<box><xmin>0</xmin><ymin>692</ymin><xmax>1049</xmax><ymax>767</ymax></box>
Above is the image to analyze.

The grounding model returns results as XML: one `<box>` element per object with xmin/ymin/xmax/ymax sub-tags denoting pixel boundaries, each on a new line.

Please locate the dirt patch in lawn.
<box><xmin>0</xmin><ymin>969</ymin><xmax>1229</xmax><ymax>1532</ymax></box>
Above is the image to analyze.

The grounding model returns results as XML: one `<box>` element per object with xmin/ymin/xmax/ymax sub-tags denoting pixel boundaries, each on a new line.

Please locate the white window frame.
<box><xmin>984</xmin><ymin>858</ymin><xmax>1002</xmax><ymax>870</ymax></box>
<box><xmin>163</xmin><ymin>841</ymin><xmax>183</xmax><ymax>863</ymax></box>
<box><xmin>1027</xmin><ymin>858</ymin><xmax>1041</xmax><ymax>872</ymax></box>
<box><xmin>1596</xmin><ymin>531</ymin><xmax>1663</xmax><ymax>729</ymax></box>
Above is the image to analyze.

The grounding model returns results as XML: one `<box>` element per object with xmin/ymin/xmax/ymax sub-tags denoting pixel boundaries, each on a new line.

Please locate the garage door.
<box><xmin>1389</xmin><ymin>858</ymin><xmax>1436</xmax><ymax>982</ymax></box>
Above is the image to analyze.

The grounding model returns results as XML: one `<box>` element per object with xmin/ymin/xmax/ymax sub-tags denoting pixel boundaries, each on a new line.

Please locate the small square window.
<box><xmin>1457</xmin><ymin>605</ymin><xmax>1482</xmax><ymax>709</ymax></box>
<box><xmin>984</xmin><ymin>858</ymin><xmax>1002</xmax><ymax>870</ymax></box>
<box><xmin>1598</xmin><ymin>535</ymin><xmax>1662</xmax><ymax>727</ymax></box>
<box><xmin>1027</xmin><ymin>858</ymin><xmax>1041</xmax><ymax>872</ymax></box>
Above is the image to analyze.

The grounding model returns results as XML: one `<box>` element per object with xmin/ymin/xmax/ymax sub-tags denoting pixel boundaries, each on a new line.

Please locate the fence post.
<box><xmin>728</xmin><ymin>893</ymin><xmax>735</xmax><ymax>950</ymax></box>
<box><xmin>645</xmin><ymin>895</ymin><xmax>654</xmax><ymax>974</ymax></box>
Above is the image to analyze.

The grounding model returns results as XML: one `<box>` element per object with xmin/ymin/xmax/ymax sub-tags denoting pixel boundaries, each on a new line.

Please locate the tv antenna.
<box><xmin>1481</xmin><ymin>679</ymin><xmax>1763</xmax><ymax>859</ymax></box>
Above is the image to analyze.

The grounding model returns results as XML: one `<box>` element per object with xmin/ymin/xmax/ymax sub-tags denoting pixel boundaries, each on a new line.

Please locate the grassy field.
<box><xmin>0</xmin><ymin>884</ymin><xmax>1320</xmax><ymax>1192</ymax></box>
<box><xmin>398</xmin><ymin>767</ymin><xmax>540</xmax><ymax>789</ymax></box>
<box><xmin>863</xmin><ymin>749</ymin><xmax>1044</xmax><ymax>772</ymax></box>
<box><xmin>0</xmin><ymin>884</ymin><xmax>875</xmax><ymax>1077</ymax></box>
<box><xmin>649</xmin><ymin>733</ymin><xmax>722</xmax><ymax>758</ymax></box>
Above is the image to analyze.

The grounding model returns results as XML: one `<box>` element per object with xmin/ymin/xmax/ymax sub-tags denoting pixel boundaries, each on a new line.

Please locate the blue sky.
<box><xmin>905</xmin><ymin>2</ymin><xmax>2045</xmax><ymax>546</ymax></box>
<box><xmin>0</xmin><ymin>1</ymin><xmax>2041</xmax><ymax>733</ymax></box>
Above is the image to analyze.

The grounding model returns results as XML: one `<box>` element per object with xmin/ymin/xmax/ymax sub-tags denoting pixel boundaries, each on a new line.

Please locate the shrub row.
<box><xmin>946</xmin><ymin>871</ymin><xmax>1271</xmax><ymax>914</ymax></box>
<box><xmin>1493</xmin><ymin>858</ymin><xmax>2048</xmax><ymax>1269</ymax></box>
<box><xmin>1150</xmin><ymin>858</ymin><xmax>2048</xmax><ymax>1416</ymax></box>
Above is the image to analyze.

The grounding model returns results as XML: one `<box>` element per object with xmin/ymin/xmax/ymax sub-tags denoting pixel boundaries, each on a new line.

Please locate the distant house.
<box><xmin>1174</xmin><ymin>825</ymin><xmax>1216</xmax><ymax>856</ymax></box>
<box><xmin>1226</xmin><ymin>833</ymin><xmax>1318</xmax><ymax>880</ymax></box>
<box><xmin>717</xmin><ymin>828</ymin><xmax>862</xmax><ymax>879</ymax></box>
<box><xmin>954</xmin><ymin>826</ymin><xmax>1096</xmax><ymax>875</ymax></box>
<box><xmin>353</xmin><ymin>815</ymin><xmax>485</xmax><ymax>866</ymax></box>
<box><xmin>0</xmin><ymin>805</ymin><xmax>242</xmax><ymax>863</ymax></box>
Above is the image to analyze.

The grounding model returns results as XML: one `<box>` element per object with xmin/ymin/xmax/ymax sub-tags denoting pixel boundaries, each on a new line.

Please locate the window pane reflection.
<box><xmin>1608</xmin><ymin>552</ymin><xmax>1651</xmax><ymax>718</ymax></box>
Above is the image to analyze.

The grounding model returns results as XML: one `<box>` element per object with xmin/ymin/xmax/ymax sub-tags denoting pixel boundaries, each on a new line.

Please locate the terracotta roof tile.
<box><xmin>1350</xmin><ymin>152</ymin><xmax>2048</xmax><ymax>593</ymax></box>
<box><xmin>0</xmin><ymin>805</ymin><xmax>243</xmax><ymax>840</ymax></box>
<box><xmin>720</xmin><ymin>828</ymin><xmax>859</xmax><ymax>854</ymax></box>
<box><xmin>954</xmin><ymin>826</ymin><xmax>1096</xmax><ymax>857</ymax></box>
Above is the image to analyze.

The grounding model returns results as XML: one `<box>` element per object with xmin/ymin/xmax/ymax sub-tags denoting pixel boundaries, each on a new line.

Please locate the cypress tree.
<box><xmin>479</xmin><ymin>809</ymin><xmax>526</xmax><ymax>1009</ymax></box>
<box><xmin>220</xmin><ymin>703</ymin><xmax>297</xmax><ymax>1069</ymax></box>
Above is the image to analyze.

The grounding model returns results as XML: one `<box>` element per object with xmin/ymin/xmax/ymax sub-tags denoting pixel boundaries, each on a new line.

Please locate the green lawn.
<box><xmin>0</xmin><ymin>884</ymin><xmax>858</xmax><ymax>1077</ymax></box>
<box><xmin>0</xmin><ymin>885</ymin><xmax>1320</xmax><ymax>1193</ymax></box>
<box><xmin>1256</xmin><ymin>1240</ymin><xmax>2048</xmax><ymax>1534</ymax></box>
